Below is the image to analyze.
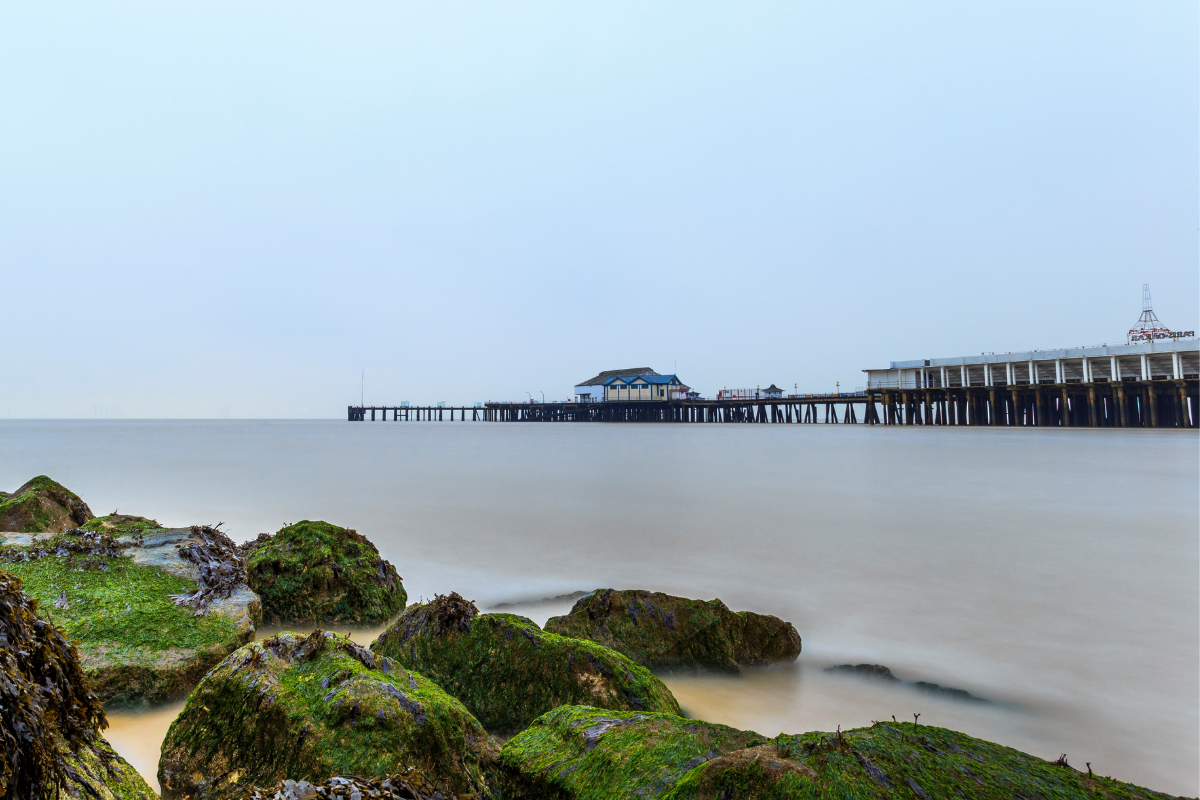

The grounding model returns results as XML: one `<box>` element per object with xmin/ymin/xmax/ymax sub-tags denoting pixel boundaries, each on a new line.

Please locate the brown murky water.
<box><xmin>2</xmin><ymin>421</ymin><xmax>1195</xmax><ymax>795</ymax></box>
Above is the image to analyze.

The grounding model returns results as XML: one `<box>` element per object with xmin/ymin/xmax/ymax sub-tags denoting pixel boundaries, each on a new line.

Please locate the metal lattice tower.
<box><xmin>1128</xmin><ymin>283</ymin><xmax>1172</xmax><ymax>342</ymax></box>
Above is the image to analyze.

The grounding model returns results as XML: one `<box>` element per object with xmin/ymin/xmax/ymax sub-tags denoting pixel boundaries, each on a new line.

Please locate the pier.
<box><xmin>347</xmin><ymin>340</ymin><xmax>1198</xmax><ymax>429</ymax></box>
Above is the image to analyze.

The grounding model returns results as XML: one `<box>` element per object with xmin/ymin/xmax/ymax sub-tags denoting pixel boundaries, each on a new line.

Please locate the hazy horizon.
<box><xmin>2</xmin><ymin>1</ymin><xmax>1196</xmax><ymax>418</ymax></box>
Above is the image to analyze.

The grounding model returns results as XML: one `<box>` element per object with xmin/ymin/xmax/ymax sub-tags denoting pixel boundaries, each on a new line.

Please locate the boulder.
<box><xmin>0</xmin><ymin>571</ymin><xmax>156</xmax><ymax>800</ymax></box>
<box><xmin>157</xmin><ymin>631</ymin><xmax>497</xmax><ymax>800</ymax></box>
<box><xmin>0</xmin><ymin>475</ymin><xmax>93</xmax><ymax>533</ymax></box>
<box><xmin>241</xmin><ymin>521</ymin><xmax>406</xmax><ymax>624</ymax></box>
<box><xmin>371</xmin><ymin>593</ymin><xmax>681</xmax><ymax>736</ymax></box>
<box><xmin>496</xmin><ymin>706</ymin><xmax>764</xmax><ymax>799</ymax></box>
<box><xmin>663</xmin><ymin>723</ymin><xmax>1187</xmax><ymax>800</ymax></box>
<box><xmin>1</xmin><ymin>521</ymin><xmax>261</xmax><ymax>704</ymax></box>
<box><xmin>543</xmin><ymin>589</ymin><xmax>800</xmax><ymax>673</ymax></box>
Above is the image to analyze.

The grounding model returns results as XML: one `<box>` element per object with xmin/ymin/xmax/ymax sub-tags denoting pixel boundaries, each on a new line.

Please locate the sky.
<box><xmin>1</xmin><ymin>1</ymin><xmax>1196</xmax><ymax>417</ymax></box>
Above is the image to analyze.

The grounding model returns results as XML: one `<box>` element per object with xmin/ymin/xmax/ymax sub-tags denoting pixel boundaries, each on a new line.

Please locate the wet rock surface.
<box><xmin>242</xmin><ymin>521</ymin><xmax>406</xmax><ymax>624</ymax></box>
<box><xmin>158</xmin><ymin>630</ymin><xmax>497</xmax><ymax>800</ymax></box>
<box><xmin>0</xmin><ymin>475</ymin><xmax>94</xmax><ymax>534</ymax></box>
<box><xmin>234</xmin><ymin>770</ymin><xmax>451</xmax><ymax>800</ymax></box>
<box><xmin>543</xmin><ymin>589</ymin><xmax>801</xmax><ymax>673</ymax></box>
<box><xmin>371</xmin><ymin>593</ymin><xmax>681</xmax><ymax>736</ymax></box>
<box><xmin>825</xmin><ymin>664</ymin><xmax>990</xmax><ymax>703</ymax></box>
<box><xmin>0</xmin><ymin>571</ymin><xmax>156</xmax><ymax>800</ymax></box>
<box><xmin>2</xmin><ymin>519</ymin><xmax>261</xmax><ymax>704</ymax></box>
<box><xmin>496</xmin><ymin>706</ymin><xmax>764</xmax><ymax>800</ymax></box>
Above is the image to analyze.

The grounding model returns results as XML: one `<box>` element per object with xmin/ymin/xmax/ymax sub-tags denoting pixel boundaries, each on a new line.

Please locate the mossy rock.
<box><xmin>544</xmin><ymin>589</ymin><xmax>801</xmax><ymax>673</ymax></box>
<box><xmin>242</xmin><ymin>521</ymin><xmax>406</xmax><ymax>624</ymax></box>
<box><xmin>158</xmin><ymin>631</ymin><xmax>498</xmax><ymax>800</ymax></box>
<box><xmin>234</xmin><ymin>769</ymin><xmax>446</xmax><ymax>800</ymax></box>
<box><xmin>0</xmin><ymin>475</ymin><xmax>94</xmax><ymax>534</ymax></box>
<box><xmin>2</xmin><ymin>525</ymin><xmax>261</xmax><ymax>704</ymax></box>
<box><xmin>496</xmin><ymin>706</ymin><xmax>764</xmax><ymax>799</ymax></box>
<box><xmin>371</xmin><ymin>593</ymin><xmax>681</xmax><ymax>736</ymax></box>
<box><xmin>61</xmin><ymin>735</ymin><xmax>160</xmax><ymax>800</ymax></box>
<box><xmin>663</xmin><ymin>722</ymin><xmax>1191</xmax><ymax>800</ymax></box>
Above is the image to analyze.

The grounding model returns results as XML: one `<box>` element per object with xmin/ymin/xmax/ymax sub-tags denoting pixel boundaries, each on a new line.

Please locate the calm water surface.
<box><xmin>1</xmin><ymin>421</ymin><xmax>1195</xmax><ymax>795</ymax></box>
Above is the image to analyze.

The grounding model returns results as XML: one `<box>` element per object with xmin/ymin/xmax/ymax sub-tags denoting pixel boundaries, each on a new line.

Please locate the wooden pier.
<box><xmin>349</xmin><ymin>378</ymin><xmax>1197</xmax><ymax>428</ymax></box>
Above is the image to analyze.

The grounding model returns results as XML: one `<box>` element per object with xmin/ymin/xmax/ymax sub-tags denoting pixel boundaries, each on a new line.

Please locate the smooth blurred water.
<box><xmin>1</xmin><ymin>420</ymin><xmax>1195</xmax><ymax>795</ymax></box>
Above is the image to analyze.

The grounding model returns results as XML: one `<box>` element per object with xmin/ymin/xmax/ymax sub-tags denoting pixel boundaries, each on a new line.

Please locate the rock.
<box><xmin>0</xmin><ymin>475</ymin><xmax>93</xmax><ymax>534</ymax></box>
<box><xmin>663</xmin><ymin>722</ymin><xmax>1187</xmax><ymax>800</ymax></box>
<box><xmin>241</xmin><ymin>521</ymin><xmax>406</xmax><ymax>624</ymax></box>
<box><xmin>0</xmin><ymin>571</ymin><xmax>155</xmax><ymax>800</ymax></box>
<box><xmin>496</xmin><ymin>706</ymin><xmax>765</xmax><ymax>799</ymax></box>
<box><xmin>61</xmin><ymin>735</ymin><xmax>160</xmax><ymax>800</ymax></box>
<box><xmin>543</xmin><ymin>589</ymin><xmax>800</xmax><ymax>673</ymax></box>
<box><xmin>1</xmin><ymin>522</ymin><xmax>261</xmax><ymax>704</ymax></box>
<box><xmin>912</xmin><ymin>681</ymin><xmax>989</xmax><ymax>703</ymax></box>
<box><xmin>234</xmin><ymin>770</ymin><xmax>449</xmax><ymax>800</ymax></box>
<box><xmin>824</xmin><ymin>663</ymin><xmax>900</xmax><ymax>681</ymax></box>
<box><xmin>371</xmin><ymin>593</ymin><xmax>682</xmax><ymax>736</ymax></box>
<box><xmin>157</xmin><ymin>630</ymin><xmax>497</xmax><ymax>800</ymax></box>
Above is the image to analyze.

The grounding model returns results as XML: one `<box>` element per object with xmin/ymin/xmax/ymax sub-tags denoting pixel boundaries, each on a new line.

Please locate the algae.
<box><xmin>0</xmin><ymin>571</ymin><xmax>154</xmax><ymax>800</ymax></box>
<box><xmin>371</xmin><ymin>593</ymin><xmax>681</xmax><ymax>736</ymax></box>
<box><xmin>0</xmin><ymin>476</ymin><xmax>94</xmax><ymax>534</ymax></box>
<box><xmin>1</xmin><ymin>525</ymin><xmax>258</xmax><ymax>704</ymax></box>
<box><xmin>664</xmin><ymin>722</ymin><xmax>1192</xmax><ymax>800</ymax></box>
<box><xmin>544</xmin><ymin>589</ymin><xmax>800</xmax><ymax>673</ymax></box>
<box><xmin>242</xmin><ymin>521</ymin><xmax>406</xmax><ymax>624</ymax></box>
<box><xmin>496</xmin><ymin>706</ymin><xmax>764</xmax><ymax>800</ymax></box>
<box><xmin>158</xmin><ymin>630</ymin><xmax>497</xmax><ymax>800</ymax></box>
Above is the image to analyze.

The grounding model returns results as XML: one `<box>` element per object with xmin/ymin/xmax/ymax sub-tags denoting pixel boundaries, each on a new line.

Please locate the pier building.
<box><xmin>863</xmin><ymin>339</ymin><xmax>1198</xmax><ymax>427</ymax></box>
<box><xmin>603</xmin><ymin>374</ymin><xmax>688</xmax><ymax>401</ymax></box>
<box><xmin>574</xmin><ymin>367</ymin><xmax>657</xmax><ymax>402</ymax></box>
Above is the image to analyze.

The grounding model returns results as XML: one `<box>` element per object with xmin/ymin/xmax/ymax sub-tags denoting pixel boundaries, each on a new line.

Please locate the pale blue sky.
<box><xmin>2</xmin><ymin>1</ymin><xmax>1196</xmax><ymax>417</ymax></box>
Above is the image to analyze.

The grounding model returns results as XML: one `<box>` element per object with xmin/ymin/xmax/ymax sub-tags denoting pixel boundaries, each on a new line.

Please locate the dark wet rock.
<box><xmin>0</xmin><ymin>571</ymin><xmax>156</xmax><ymax>800</ymax></box>
<box><xmin>371</xmin><ymin>593</ymin><xmax>680</xmax><ymax>736</ymax></box>
<box><xmin>158</xmin><ymin>630</ymin><xmax>496</xmax><ymax>800</ymax></box>
<box><xmin>242</xmin><ymin>521</ymin><xmax>406</xmax><ymax>624</ymax></box>
<box><xmin>543</xmin><ymin>589</ymin><xmax>801</xmax><ymax>673</ymax></box>
<box><xmin>2</xmin><ymin>522</ymin><xmax>260</xmax><ymax>704</ymax></box>
<box><xmin>0</xmin><ymin>475</ymin><xmax>93</xmax><ymax>534</ymax></box>
<box><xmin>234</xmin><ymin>769</ymin><xmax>451</xmax><ymax>800</ymax></box>
<box><xmin>913</xmin><ymin>680</ymin><xmax>990</xmax><ymax>703</ymax></box>
<box><xmin>496</xmin><ymin>706</ymin><xmax>764</xmax><ymax>799</ymax></box>
<box><xmin>824</xmin><ymin>663</ymin><xmax>900</xmax><ymax>681</ymax></box>
<box><xmin>663</xmin><ymin>722</ymin><xmax>1188</xmax><ymax>800</ymax></box>
<box><xmin>825</xmin><ymin>664</ymin><xmax>990</xmax><ymax>703</ymax></box>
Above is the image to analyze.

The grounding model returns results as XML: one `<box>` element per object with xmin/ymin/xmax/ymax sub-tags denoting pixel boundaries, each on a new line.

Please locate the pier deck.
<box><xmin>348</xmin><ymin>378</ymin><xmax>1197</xmax><ymax>428</ymax></box>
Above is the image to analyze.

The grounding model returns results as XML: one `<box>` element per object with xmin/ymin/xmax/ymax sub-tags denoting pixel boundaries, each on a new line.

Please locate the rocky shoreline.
<box><xmin>2</xmin><ymin>475</ymin><xmax>1191</xmax><ymax>800</ymax></box>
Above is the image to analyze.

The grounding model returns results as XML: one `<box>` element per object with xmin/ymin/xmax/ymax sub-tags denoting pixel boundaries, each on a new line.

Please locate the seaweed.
<box><xmin>0</xmin><ymin>476</ymin><xmax>93</xmax><ymax>534</ymax></box>
<box><xmin>0</xmin><ymin>571</ymin><xmax>106</xmax><ymax>800</ymax></box>
<box><xmin>171</xmin><ymin>525</ymin><xmax>248</xmax><ymax>614</ymax></box>
<box><xmin>158</xmin><ymin>631</ymin><xmax>497</xmax><ymax>800</ymax></box>
<box><xmin>372</xmin><ymin>598</ymin><xmax>681</xmax><ymax>736</ymax></box>
<box><xmin>242</xmin><ymin>521</ymin><xmax>406</xmax><ymax>624</ymax></box>
<box><xmin>544</xmin><ymin>590</ymin><xmax>800</xmax><ymax>673</ymax></box>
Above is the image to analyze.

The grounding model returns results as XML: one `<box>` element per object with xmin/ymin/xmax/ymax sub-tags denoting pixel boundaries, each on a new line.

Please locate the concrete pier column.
<box><xmin>1035</xmin><ymin>388</ymin><xmax>1045</xmax><ymax>426</ymax></box>
<box><xmin>1147</xmin><ymin>383</ymin><xmax>1159</xmax><ymax>427</ymax></box>
<box><xmin>961</xmin><ymin>365</ymin><xmax>968</xmax><ymax>387</ymax></box>
<box><xmin>1140</xmin><ymin>354</ymin><xmax>1149</xmax><ymax>380</ymax></box>
<box><xmin>1172</xmin><ymin>353</ymin><xmax>1181</xmax><ymax>379</ymax></box>
<box><xmin>940</xmin><ymin>367</ymin><xmax>947</xmax><ymax>387</ymax></box>
<box><xmin>1088</xmin><ymin>386</ymin><xmax>1098</xmax><ymax>427</ymax></box>
<box><xmin>1028</xmin><ymin>361</ymin><xmax>1036</xmax><ymax>384</ymax></box>
<box><xmin>1110</xmin><ymin>356</ymin><xmax>1119</xmax><ymax>382</ymax></box>
<box><xmin>1055</xmin><ymin>359</ymin><xmax>1063</xmax><ymax>384</ymax></box>
<box><xmin>1061</xmin><ymin>388</ymin><xmax>1071</xmax><ymax>427</ymax></box>
<box><xmin>1181</xmin><ymin>385</ymin><xmax>1193</xmax><ymax>427</ymax></box>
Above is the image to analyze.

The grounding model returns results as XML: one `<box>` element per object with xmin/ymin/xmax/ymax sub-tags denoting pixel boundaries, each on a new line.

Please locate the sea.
<box><xmin>1</xmin><ymin>420</ymin><xmax>1196</xmax><ymax>796</ymax></box>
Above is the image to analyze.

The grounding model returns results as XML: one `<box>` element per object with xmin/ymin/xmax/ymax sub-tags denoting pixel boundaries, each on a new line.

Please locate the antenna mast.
<box><xmin>1127</xmin><ymin>284</ymin><xmax>1192</xmax><ymax>343</ymax></box>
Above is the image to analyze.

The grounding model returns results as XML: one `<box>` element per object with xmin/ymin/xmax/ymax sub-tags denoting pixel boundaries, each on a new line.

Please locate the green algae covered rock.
<box><xmin>0</xmin><ymin>570</ymin><xmax>156</xmax><ymax>800</ymax></box>
<box><xmin>543</xmin><ymin>589</ymin><xmax>800</xmax><ymax>673</ymax></box>
<box><xmin>0</xmin><ymin>475</ymin><xmax>94</xmax><ymax>534</ymax></box>
<box><xmin>499</xmin><ymin>710</ymin><xmax>1189</xmax><ymax>800</ymax></box>
<box><xmin>158</xmin><ymin>630</ymin><xmax>498</xmax><ymax>800</ymax></box>
<box><xmin>371</xmin><ymin>593</ymin><xmax>681</xmax><ymax>737</ymax></box>
<box><xmin>61</xmin><ymin>736</ymin><xmax>160</xmax><ymax>800</ymax></box>
<box><xmin>2</xmin><ymin>524</ymin><xmax>261</xmax><ymax>704</ymax></box>
<box><xmin>242</xmin><ymin>521</ymin><xmax>406</xmax><ymax>624</ymax></box>
<box><xmin>663</xmin><ymin>722</ymin><xmax>1190</xmax><ymax>800</ymax></box>
<box><xmin>496</xmin><ymin>706</ymin><xmax>764</xmax><ymax>799</ymax></box>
